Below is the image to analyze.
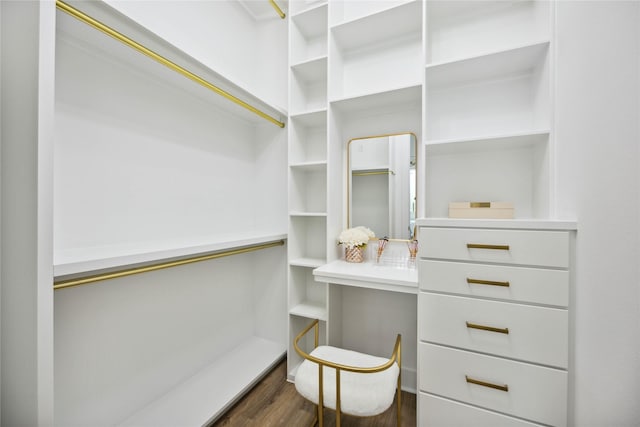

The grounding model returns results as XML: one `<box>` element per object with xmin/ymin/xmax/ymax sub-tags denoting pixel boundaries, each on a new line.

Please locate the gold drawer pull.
<box><xmin>465</xmin><ymin>375</ymin><xmax>509</xmax><ymax>392</ymax></box>
<box><xmin>467</xmin><ymin>278</ymin><xmax>510</xmax><ymax>287</ymax></box>
<box><xmin>466</xmin><ymin>321</ymin><xmax>509</xmax><ymax>334</ymax></box>
<box><xmin>467</xmin><ymin>243</ymin><xmax>510</xmax><ymax>251</ymax></box>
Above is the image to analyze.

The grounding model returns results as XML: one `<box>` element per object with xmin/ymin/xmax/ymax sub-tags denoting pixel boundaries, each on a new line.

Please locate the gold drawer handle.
<box><xmin>465</xmin><ymin>375</ymin><xmax>509</xmax><ymax>392</ymax></box>
<box><xmin>467</xmin><ymin>243</ymin><xmax>510</xmax><ymax>251</ymax></box>
<box><xmin>466</xmin><ymin>321</ymin><xmax>509</xmax><ymax>334</ymax></box>
<box><xmin>466</xmin><ymin>278</ymin><xmax>510</xmax><ymax>287</ymax></box>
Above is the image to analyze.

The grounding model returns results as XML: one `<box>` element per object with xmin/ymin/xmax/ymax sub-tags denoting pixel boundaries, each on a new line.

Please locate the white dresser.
<box><xmin>417</xmin><ymin>220</ymin><xmax>576</xmax><ymax>427</ymax></box>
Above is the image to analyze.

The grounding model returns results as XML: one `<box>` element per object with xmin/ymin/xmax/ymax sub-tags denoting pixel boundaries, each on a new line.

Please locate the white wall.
<box><xmin>104</xmin><ymin>0</ymin><xmax>288</xmax><ymax>110</ymax></box>
<box><xmin>555</xmin><ymin>2</ymin><xmax>640</xmax><ymax>425</ymax></box>
<box><xmin>0</xmin><ymin>1</ymin><xmax>55</xmax><ymax>425</ymax></box>
<box><xmin>54</xmin><ymin>28</ymin><xmax>257</xmax><ymax>257</ymax></box>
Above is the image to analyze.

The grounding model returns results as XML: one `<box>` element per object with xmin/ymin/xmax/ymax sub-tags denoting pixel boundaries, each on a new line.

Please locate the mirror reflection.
<box><xmin>348</xmin><ymin>133</ymin><xmax>417</xmax><ymax>240</ymax></box>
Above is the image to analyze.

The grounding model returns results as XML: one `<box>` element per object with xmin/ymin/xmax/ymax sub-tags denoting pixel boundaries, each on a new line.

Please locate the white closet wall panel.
<box><xmin>255</xmin><ymin>17</ymin><xmax>289</xmax><ymax>109</ymax></box>
<box><xmin>55</xmin><ymin>252</ymin><xmax>260</xmax><ymax>426</ymax></box>
<box><xmin>102</xmin><ymin>1</ymin><xmax>258</xmax><ymax>102</ymax></box>
<box><xmin>54</xmin><ymin>31</ymin><xmax>258</xmax><ymax>261</ymax></box>
<box><xmin>252</xmin><ymin>121</ymin><xmax>288</xmax><ymax>234</ymax></box>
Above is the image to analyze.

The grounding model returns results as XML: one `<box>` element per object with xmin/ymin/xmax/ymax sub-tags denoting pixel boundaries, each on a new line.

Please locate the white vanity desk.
<box><xmin>313</xmin><ymin>259</ymin><xmax>419</xmax><ymax>393</ymax></box>
<box><xmin>313</xmin><ymin>259</ymin><xmax>418</xmax><ymax>295</ymax></box>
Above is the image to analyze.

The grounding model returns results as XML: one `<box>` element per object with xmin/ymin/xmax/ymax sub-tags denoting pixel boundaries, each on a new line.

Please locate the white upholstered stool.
<box><xmin>293</xmin><ymin>319</ymin><xmax>402</xmax><ymax>427</ymax></box>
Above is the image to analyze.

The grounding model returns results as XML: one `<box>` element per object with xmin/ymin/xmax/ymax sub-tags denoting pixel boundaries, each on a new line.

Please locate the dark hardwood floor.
<box><xmin>212</xmin><ymin>358</ymin><xmax>416</xmax><ymax>427</ymax></box>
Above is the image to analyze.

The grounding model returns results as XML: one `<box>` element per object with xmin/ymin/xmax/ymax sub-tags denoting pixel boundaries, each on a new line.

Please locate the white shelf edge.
<box><xmin>425</xmin><ymin>39</ymin><xmax>551</xmax><ymax>71</ymax></box>
<box><xmin>290</xmin><ymin>1</ymin><xmax>328</xmax><ymax>20</ymax></box>
<box><xmin>290</xmin><ymin>55</ymin><xmax>328</xmax><ymax>70</ymax></box>
<box><xmin>289</xmin><ymin>212</ymin><xmax>328</xmax><ymax>217</ymax></box>
<box><xmin>289</xmin><ymin>302</ymin><xmax>328</xmax><ymax>321</ymax></box>
<box><xmin>289</xmin><ymin>257</ymin><xmax>326</xmax><ymax>268</ymax></box>
<box><xmin>416</xmin><ymin>218</ymin><xmax>578</xmax><ymax>231</ymax></box>
<box><xmin>289</xmin><ymin>160</ymin><xmax>328</xmax><ymax>169</ymax></box>
<box><xmin>424</xmin><ymin>129</ymin><xmax>551</xmax><ymax>152</ymax></box>
<box><xmin>352</xmin><ymin>165</ymin><xmax>391</xmax><ymax>172</ymax></box>
<box><xmin>54</xmin><ymin>232</ymin><xmax>287</xmax><ymax>278</ymax></box>
<box><xmin>290</xmin><ymin>107</ymin><xmax>328</xmax><ymax>118</ymax></box>
<box><xmin>330</xmin><ymin>0</ymin><xmax>419</xmax><ymax>31</ymax></box>
<box><xmin>329</xmin><ymin>82</ymin><xmax>422</xmax><ymax>106</ymax></box>
<box><xmin>117</xmin><ymin>337</ymin><xmax>285</xmax><ymax>427</ymax></box>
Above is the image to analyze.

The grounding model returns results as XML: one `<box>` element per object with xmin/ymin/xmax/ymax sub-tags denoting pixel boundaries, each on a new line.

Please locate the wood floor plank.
<box><xmin>212</xmin><ymin>358</ymin><xmax>416</xmax><ymax>427</ymax></box>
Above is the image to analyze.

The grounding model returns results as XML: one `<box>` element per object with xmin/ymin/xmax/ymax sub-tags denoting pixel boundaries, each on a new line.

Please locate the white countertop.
<box><xmin>313</xmin><ymin>259</ymin><xmax>418</xmax><ymax>294</ymax></box>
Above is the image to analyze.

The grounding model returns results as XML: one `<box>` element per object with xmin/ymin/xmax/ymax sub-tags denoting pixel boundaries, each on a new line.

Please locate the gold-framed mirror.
<box><xmin>347</xmin><ymin>133</ymin><xmax>417</xmax><ymax>241</ymax></box>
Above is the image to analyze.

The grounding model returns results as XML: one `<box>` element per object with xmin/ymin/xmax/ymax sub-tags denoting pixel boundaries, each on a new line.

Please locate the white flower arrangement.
<box><xmin>338</xmin><ymin>226</ymin><xmax>375</xmax><ymax>249</ymax></box>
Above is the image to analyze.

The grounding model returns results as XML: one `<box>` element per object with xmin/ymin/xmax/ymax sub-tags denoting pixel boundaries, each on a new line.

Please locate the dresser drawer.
<box><xmin>419</xmin><ymin>259</ymin><xmax>569</xmax><ymax>307</ymax></box>
<box><xmin>419</xmin><ymin>393</ymin><xmax>543</xmax><ymax>427</ymax></box>
<box><xmin>419</xmin><ymin>343</ymin><xmax>567</xmax><ymax>427</ymax></box>
<box><xmin>419</xmin><ymin>293</ymin><xmax>568</xmax><ymax>368</ymax></box>
<box><xmin>419</xmin><ymin>228</ymin><xmax>569</xmax><ymax>268</ymax></box>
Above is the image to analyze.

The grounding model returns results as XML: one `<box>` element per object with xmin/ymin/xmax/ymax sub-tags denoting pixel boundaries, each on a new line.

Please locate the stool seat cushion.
<box><xmin>294</xmin><ymin>345</ymin><xmax>399</xmax><ymax>417</ymax></box>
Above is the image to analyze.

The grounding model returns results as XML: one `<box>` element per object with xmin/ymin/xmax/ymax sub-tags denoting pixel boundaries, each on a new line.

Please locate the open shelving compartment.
<box><xmin>290</xmin><ymin>56</ymin><xmax>328</xmax><ymax>114</ymax></box>
<box><xmin>290</xmin><ymin>2</ymin><xmax>328</xmax><ymax>65</ymax></box>
<box><xmin>289</xmin><ymin>109</ymin><xmax>327</xmax><ymax>164</ymax></box>
<box><xmin>423</xmin><ymin>0</ymin><xmax>553</xmax><ymax>221</ymax></box>
<box><xmin>425</xmin><ymin>41</ymin><xmax>550</xmax><ymax>142</ymax></box>
<box><xmin>426</xmin><ymin>0</ymin><xmax>551</xmax><ymax>65</ymax></box>
<box><xmin>289</xmin><ymin>266</ymin><xmax>328</xmax><ymax>321</ymax></box>
<box><xmin>328</xmin><ymin>0</ymin><xmax>423</xmax><ymax>101</ymax></box>
<box><xmin>287</xmin><ymin>314</ymin><xmax>328</xmax><ymax>381</ymax></box>
<box><xmin>289</xmin><ymin>154</ymin><xmax>327</xmax><ymax>216</ymax></box>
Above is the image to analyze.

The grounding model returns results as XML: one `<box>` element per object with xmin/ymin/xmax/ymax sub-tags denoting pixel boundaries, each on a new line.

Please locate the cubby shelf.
<box><xmin>290</xmin><ymin>3</ymin><xmax>328</xmax><ymax>64</ymax></box>
<box><xmin>289</xmin><ymin>160</ymin><xmax>327</xmax><ymax>172</ymax></box>
<box><xmin>289</xmin><ymin>212</ymin><xmax>327</xmax><ymax>217</ymax></box>
<box><xmin>290</xmin><ymin>108</ymin><xmax>327</xmax><ymax>125</ymax></box>
<box><xmin>289</xmin><ymin>302</ymin><xmax>328</xmax><ymax>321</ymax></box>
<box><xmin>330</xmin><ymin>0</ymin><xmax>421</xmax><ymax>49</ymax></box>
<box><xmin>289</xmin><ymin>257</ymin><xmax>326</xmax><ymax>268</ymax></box>
<box><xmin>330</xmin><ymin>84</ymin><xmax>422</xmax><ymax>115</ymax></box>
<box><xmin>329</xmin><ymin>0</ymin><xmax>422</xmax><ymax>102</ymax></box>
<box><xmin>290</xmin><ymin>56</ymin><xmax>327</xmax><ymax>81</ymax></box>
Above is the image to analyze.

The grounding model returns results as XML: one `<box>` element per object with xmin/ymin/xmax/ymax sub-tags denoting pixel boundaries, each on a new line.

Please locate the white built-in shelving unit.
<box><xmin>287</xmin><ymin>0</ymin><xmax>330</xmax><ymax>381</ymax></box>
<box><xmin>287</xmin><ymin>0</ymin><xmax>561</xmax><ymax>405</ymax></box>
<box><xmin>287</xmin><ymin>0</ymin><xmax>423</xmax><ymax>389</ymax></box>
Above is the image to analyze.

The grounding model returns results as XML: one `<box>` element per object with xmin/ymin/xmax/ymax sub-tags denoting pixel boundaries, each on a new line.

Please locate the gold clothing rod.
<box><xmin>269</xmin><ymin>0</ymin><xmax>286</xmax><ymax>19</ymax></box>
<box><xmin>56</xmin><ymin>0</ymin><xmax>285</xmax><ymax>128</ymax></box>
<box><xmin>54</xmin><ymin>240</ymin><xmax>285</xmax><ymax>290</ymax></box>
